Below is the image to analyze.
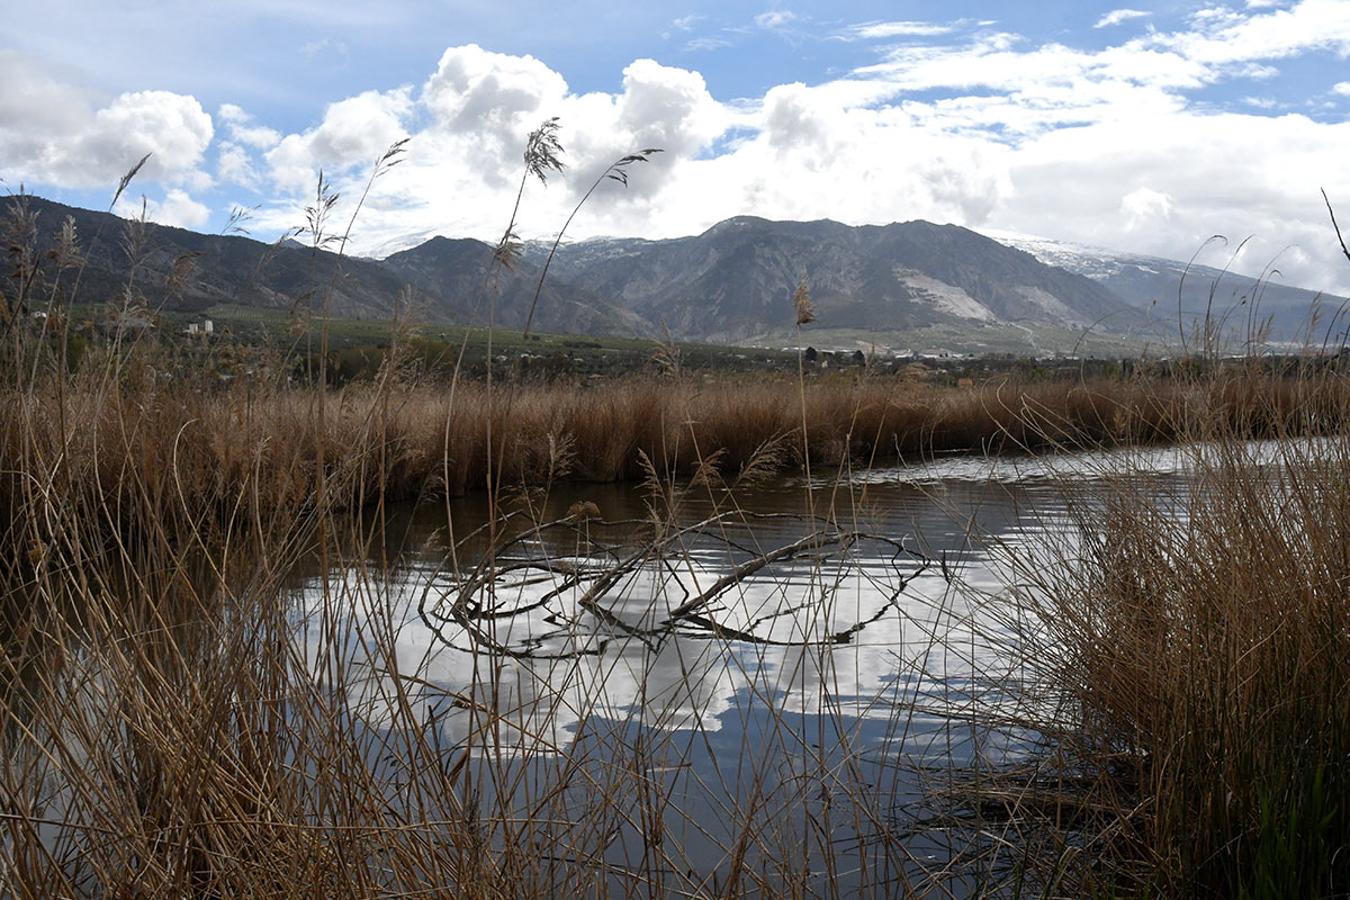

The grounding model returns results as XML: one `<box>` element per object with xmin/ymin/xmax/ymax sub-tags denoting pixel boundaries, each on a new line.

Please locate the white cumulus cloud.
<box><xmin>1120</xmin><ymin>187</ymin><xmax>1175</xmax><ymax>229</ymax></box>
<box><xmin>265</xmin><ymin>88</ymin><xmax>413</xmax><ymax>193</ymax></box>
<box><xmin>0</xmin><ymin>51</ymin><xmax>213</xmax><ymax>191</ymax></box>
<box><xmin>218</xmin><ymin>104</ymin><xmax>281</xmax><ymax>149</ymax></box>
<box><xmin>423</xmin><ymin>44</ymin><xmax>568</xmax><ymax>133</ymax></box>
<box><xmin>216</xmin><ymin>103</ymin><xmax>282</xmax><ymax>192</ymax></box>
<box><xmin>114</xmin><ymin>188</ymin><xmax>211</xmax><ymax>229</ymax></box>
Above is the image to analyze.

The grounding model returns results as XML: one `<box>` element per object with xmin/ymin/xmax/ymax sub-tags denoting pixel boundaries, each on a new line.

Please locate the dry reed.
<box><xmin>7</xmin><ymin>358</ymin><xmax>1343</xmax><ymax>555</ymax></box>
<box><xmin>985</xmin><ymin>370</ymin><xmax>1350</xmax><ymax>896</ymax></box>
<box><xmin>3</xmin><ymin>140</ymin><xmax>1348</xmax><ymax>899</ymax></box>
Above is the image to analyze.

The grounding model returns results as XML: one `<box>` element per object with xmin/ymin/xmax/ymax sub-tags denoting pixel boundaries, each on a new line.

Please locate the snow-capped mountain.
<box><xmin>994</xmin><ymin>232</ymin><xmax>1345</xmax><ymax>344</ymax></box>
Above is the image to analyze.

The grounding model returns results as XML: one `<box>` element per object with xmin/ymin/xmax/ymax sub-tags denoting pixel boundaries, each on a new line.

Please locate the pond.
<box><xmin>288</xmin><ymin>441</ymin><xmax>1280</xmax><ymax>894</ymax></box>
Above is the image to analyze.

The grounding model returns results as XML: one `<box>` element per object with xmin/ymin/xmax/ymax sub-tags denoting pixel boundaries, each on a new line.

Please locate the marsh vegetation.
<box><xmin>2</xmin><ymin>141</ymin><xmax>1349</xmax><ymax>897</ymax></box>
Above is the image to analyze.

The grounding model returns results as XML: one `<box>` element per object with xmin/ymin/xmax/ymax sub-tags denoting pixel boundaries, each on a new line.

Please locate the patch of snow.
<box><xmin>983</xmin><ymin>229</ymin><xmax>1188</xmax><ymax>284</ymax></box>
<box><xmin>362</xmin><ymin>229</ymin><xmax>444</xmax><ymax>260</ymax></box>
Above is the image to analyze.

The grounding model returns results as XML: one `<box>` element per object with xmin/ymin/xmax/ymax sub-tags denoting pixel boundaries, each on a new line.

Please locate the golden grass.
<box><xmin>2</xmin><ymin>349</ymin><xmax>1347</xmax><ymax>893</ymax></box>
<box><xmin>7</xmin><ymin>359</ymin><xmax>1342</xmax><ymax>556</ymax></box>
<box><xmin>996</xmin><ymin>377</ymin><xmax>1350</xmax><ymax>896</ymax></box>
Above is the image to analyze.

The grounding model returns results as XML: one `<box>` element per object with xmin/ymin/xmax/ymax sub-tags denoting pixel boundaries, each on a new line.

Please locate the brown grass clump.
<box><xmin>997</xmin><ymin>370</ymin><xmax>1350</xmax><ymax>896</ymax></box>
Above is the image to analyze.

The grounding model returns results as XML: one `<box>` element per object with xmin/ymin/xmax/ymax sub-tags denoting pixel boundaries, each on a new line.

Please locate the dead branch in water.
<box><xmin>418</xmin><ymin>511</ymin><xmax>932</xmax><ymax>659</ymax></box>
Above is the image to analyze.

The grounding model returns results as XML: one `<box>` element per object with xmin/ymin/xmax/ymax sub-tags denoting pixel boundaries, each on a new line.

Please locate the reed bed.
<box><xmin>5</xmin><ymin>358</ymin><xmax>1344</xmax><ymax>555</ymax></box>
<box><xmin>4</xmin><ymin>141</ymin><xmax>1349</xmax><ymax>897</ymax></box>
<box><xmin>0</xmin><ymin>355</ymin><xmax>994</xmax><ymax>895</ymax></box>
<box><xmin>3</xmin><ymin>355</ymin><xmax>1349</xmax><ymax>895</ymax></box>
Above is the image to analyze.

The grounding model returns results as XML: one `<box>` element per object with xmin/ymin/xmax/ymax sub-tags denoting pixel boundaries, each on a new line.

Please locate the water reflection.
<box><xmin>289</xmin><ymin>443</ymin><xmax>1287</xmax><ymax>892</ymax></box>
<box><xmin>295</xmin><ymin>456</ymin><xmax>1144</xmax><ymax>759</ymax></box>
<box><xmin>302</xmin><ymin>431</ymin><xmax>1330</xmax><ymax>769</ymax></box>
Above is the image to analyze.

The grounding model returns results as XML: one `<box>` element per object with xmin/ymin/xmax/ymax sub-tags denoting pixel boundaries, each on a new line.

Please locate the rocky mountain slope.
<box><xmin>380</xmin><ymin>236</ymin><xmax>646</xmax><ymax>336</ymax></box>
<box><xmin>8</xmin><ymin>196</ymin><xmax>416</xmax><ymax>320</ymax></box>
<box><xmin>526</xmin><ymin>217</ymin><xmax>1142</xmax><ymax>341</ymax></box>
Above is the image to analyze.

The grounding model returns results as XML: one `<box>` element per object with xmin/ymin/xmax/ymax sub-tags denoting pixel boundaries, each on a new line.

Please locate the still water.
<box><xmin>290</xmin><ymin>442</ymin><xmax>1293</xmax><ymax>894</ymax></box>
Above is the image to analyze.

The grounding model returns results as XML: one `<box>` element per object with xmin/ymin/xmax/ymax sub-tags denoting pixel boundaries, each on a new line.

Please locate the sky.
<box><xmin>2</xmin><ymin>0</ymin><xmax>1349</xmax><ymax>293</ymax></box>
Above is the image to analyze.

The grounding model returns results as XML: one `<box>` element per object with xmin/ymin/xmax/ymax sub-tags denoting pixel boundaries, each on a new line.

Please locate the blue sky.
<box><xmin>3</xmin><ymin>0</ymin><xmax>1349</xmax><ymax>291</ymax></box>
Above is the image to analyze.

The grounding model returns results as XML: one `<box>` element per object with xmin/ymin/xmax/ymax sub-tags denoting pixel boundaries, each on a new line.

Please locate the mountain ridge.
<box><xmin>521</xmin><ymin>216</ymin><xmax>1143</xmax><ymax>341</ymax></box>
<box><xmin>7</xmin><ymin>194</ymin><xmax>1339</xmax><ymax>350</ymax></box>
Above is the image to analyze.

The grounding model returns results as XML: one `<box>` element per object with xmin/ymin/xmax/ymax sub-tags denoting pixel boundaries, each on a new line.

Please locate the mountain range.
<box><xmin>1001</xmin><ymin>235</ymin><xmax>1343</xmax><ymax>347</ymax></box>
<box><xmin>6</xmin><ymin>195</ymin><xmax>1342</xmax><ymax>352</ymax></box>
<box><xmin>518</xmin><ymin>217</ymin><xmax>1141</xmax><ymax>342</ymax></box>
